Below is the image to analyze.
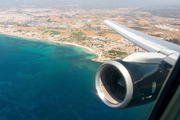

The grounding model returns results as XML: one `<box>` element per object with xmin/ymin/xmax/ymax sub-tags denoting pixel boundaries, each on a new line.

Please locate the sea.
<box><xmin>0</xmin><ymin>34</ymin><xmax>154</xmax><ymax>120</ymax></box>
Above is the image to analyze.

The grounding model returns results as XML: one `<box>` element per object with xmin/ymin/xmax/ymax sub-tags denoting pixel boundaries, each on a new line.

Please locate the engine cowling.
<box><xmin>95</xmin><ymin>57</ymin><xmax>169</xmax><ymax>108</ymax></box>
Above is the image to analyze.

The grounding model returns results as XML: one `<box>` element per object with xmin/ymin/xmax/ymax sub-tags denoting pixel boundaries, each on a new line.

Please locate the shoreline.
<box><xmin>0</xmin><ymin>32</ymin><xmax>103</xmax><ymax>62</ymax></box>
<box><xmin>52</xmin><ymin>41</ymin><xmax>101</xmax><ymax>61</ymax></box>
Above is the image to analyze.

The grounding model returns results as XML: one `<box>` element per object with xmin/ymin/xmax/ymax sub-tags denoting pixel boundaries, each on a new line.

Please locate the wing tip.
<box><xmin>103</xmin><ymin>20</ymin><xmax>110</xmax><ymax>24</ymax></box>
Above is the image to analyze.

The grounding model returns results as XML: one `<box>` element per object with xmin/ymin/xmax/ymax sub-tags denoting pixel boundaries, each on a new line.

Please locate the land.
<box><xmin>0</xmin><ymin>6</ymin><xmax>180</xmax><ymax>62</ymax></box>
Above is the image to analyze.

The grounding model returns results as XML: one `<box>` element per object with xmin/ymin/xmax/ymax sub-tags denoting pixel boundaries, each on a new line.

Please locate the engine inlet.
<box><xmin>96</xmin><ymin>61</ymin><xmax>133</xmax><ymax>108</ymax></box>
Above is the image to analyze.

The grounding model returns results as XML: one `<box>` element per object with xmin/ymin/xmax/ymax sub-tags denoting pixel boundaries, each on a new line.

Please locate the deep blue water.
<box><xmin>0</xmin><ymin>34</ymin><xmax>154</xmax><ymax>120</ymax></box>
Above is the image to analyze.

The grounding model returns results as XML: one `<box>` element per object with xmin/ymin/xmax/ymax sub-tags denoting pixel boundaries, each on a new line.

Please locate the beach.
<box><xmin>1</xmin><ymin>32</ymin><xmax>102</xmax><ymax>62</ymax></box>
<box><xmin>52</xmin><ymin>41</ymin><xmax>102</xmax><ymax>61</ymax></box>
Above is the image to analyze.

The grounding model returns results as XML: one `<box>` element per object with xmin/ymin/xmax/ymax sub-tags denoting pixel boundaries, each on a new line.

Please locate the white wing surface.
<box><xmin>104</xmin><ymin>20</ymin><xmax>180</xmax><ymax>65</ymax></box>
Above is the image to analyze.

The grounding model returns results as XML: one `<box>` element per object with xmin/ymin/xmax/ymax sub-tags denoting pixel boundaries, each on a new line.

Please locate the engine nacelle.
<box><xmin>95</xmin><ymin>54</ymin><xmax>170</xmax><ymax>108</ymax></box>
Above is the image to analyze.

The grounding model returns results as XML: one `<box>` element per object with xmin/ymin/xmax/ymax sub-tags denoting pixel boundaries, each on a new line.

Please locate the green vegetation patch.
<box><xmin>44</xmin><ymin>31</ymin><xmax>49</xmax><ymax>34</ymax></box>
<box><xmin>38</xmin><ymin>28</ymin><xmax>46</xmax><ymax>31</ymax></box>
<box><xmin>58</xmin><ymin>28</ymin><xmax>66</xmax><ymax>30</ymax></box>
<box><xmin>17</xmin><ymin>30</ymin><xmax>22</xmax><ymax>32</ymax></box>
<box><xmin>50</xmin><ymin>31</ymin><xmax>63</xmax><ymax>35</ymax></box>
<box><xmin>46</xmin><ymin>27</ymin><xmax>66</xmax><ymax>30</ymax></box>
<box><xmin>167</xmin><ymin>38</ymin><xmax>180</xmax><ymax>44</ymax></box>
<box><xmin>44</xmin><ymin>30</ymin><xmax>64</xmax><ymax>35</ymax></box>
<box><xmin>108</xmin><ymin>50</ymin><xmax>127</xmax><ymax>56</ymax></box>
<box><xmin>96</xmin><ymin>31</ymin><xmax>105</xmax><ymax>36</ymax></box>
<box><xmin>47</xmin><ymin>27</ymin><xmax>53</xmax><ymax>29</ymax></box>
<box><xmin>47</xmin><ymin>19</ymin><xmax>51</xmax><ymax>22</ymax></box>
<box><xmin>121</xmin><ymin>20</ymin><xmax>127</xmax><ymax>23</ymax></box>
<box><xmin>110</xmin><ymin>56</ymin><xmax>116</xmax><ymax>59</ymax></box>
<box><xmin>130</xmin><ymin>27</ymin><xmax>147</xmax><ymax>31</ymax></box>
<box><xmin>73</xmin><ymin>32</ymin><xmax>85</xmax><ymax>36</ymax></box>
<box><xmin>151</xmin><ymin>34</ymin><xmax>161</xmax><ymax>37</ymax></box>
<box><xmin>144</xmin><ymin>24</ymin><xmax>149</xmax><ymax>27</ymax></box>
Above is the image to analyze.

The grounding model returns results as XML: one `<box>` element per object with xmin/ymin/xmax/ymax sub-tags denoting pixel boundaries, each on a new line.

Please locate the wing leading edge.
<box><xmin>104</xmin><ymin>20</ymin><xmax>180</xmax><ymax>65</ymax></box>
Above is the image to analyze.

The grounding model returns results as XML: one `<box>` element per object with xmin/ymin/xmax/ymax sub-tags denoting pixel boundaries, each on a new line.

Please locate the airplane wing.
<box><xmin>95</xmin><ymin>20</ymin><xmax>180</xmax><ymax>109</ymax></box>
<box><xmin>104</xmin><ymin>20</ymin><xmax>180</xmax><ymax>65</ymax></box>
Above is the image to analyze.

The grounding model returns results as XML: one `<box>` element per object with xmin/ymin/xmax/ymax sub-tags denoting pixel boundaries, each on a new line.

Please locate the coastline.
<box><xmin>0</xmin><ymin>33</ymin><xmax>102</xmax><ymax>62</ymax></box>
<box><xmin>53</xmin><ymin>41</ymin><xmax>101</xmax><ymax>61</ymax></box>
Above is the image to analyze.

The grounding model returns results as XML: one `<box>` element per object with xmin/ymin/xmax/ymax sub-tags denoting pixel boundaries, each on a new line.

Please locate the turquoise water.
<box><xmin>0</xmin><ymin>34</ymin><xmax>154</xmax><ymax>120</ymax></box>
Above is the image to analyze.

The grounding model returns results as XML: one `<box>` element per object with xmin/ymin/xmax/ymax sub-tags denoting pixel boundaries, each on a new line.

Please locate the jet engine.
<box><xmin>95</xmin><ymin>53</ymin><xmax>170</xmax><ymax>108</ymax></box>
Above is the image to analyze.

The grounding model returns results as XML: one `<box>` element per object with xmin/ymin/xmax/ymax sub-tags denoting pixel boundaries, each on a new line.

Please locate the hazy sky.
<box><xmin>0</xmin><ymin>0</ymin><xmax>180</xmax><ymax>6</ymax></box>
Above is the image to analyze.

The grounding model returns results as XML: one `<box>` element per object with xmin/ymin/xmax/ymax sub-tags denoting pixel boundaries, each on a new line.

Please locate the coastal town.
<box><xmin>0</xmin><ymin>5</ymin><xmax>180</xmax><ymax>62</ymax></box>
